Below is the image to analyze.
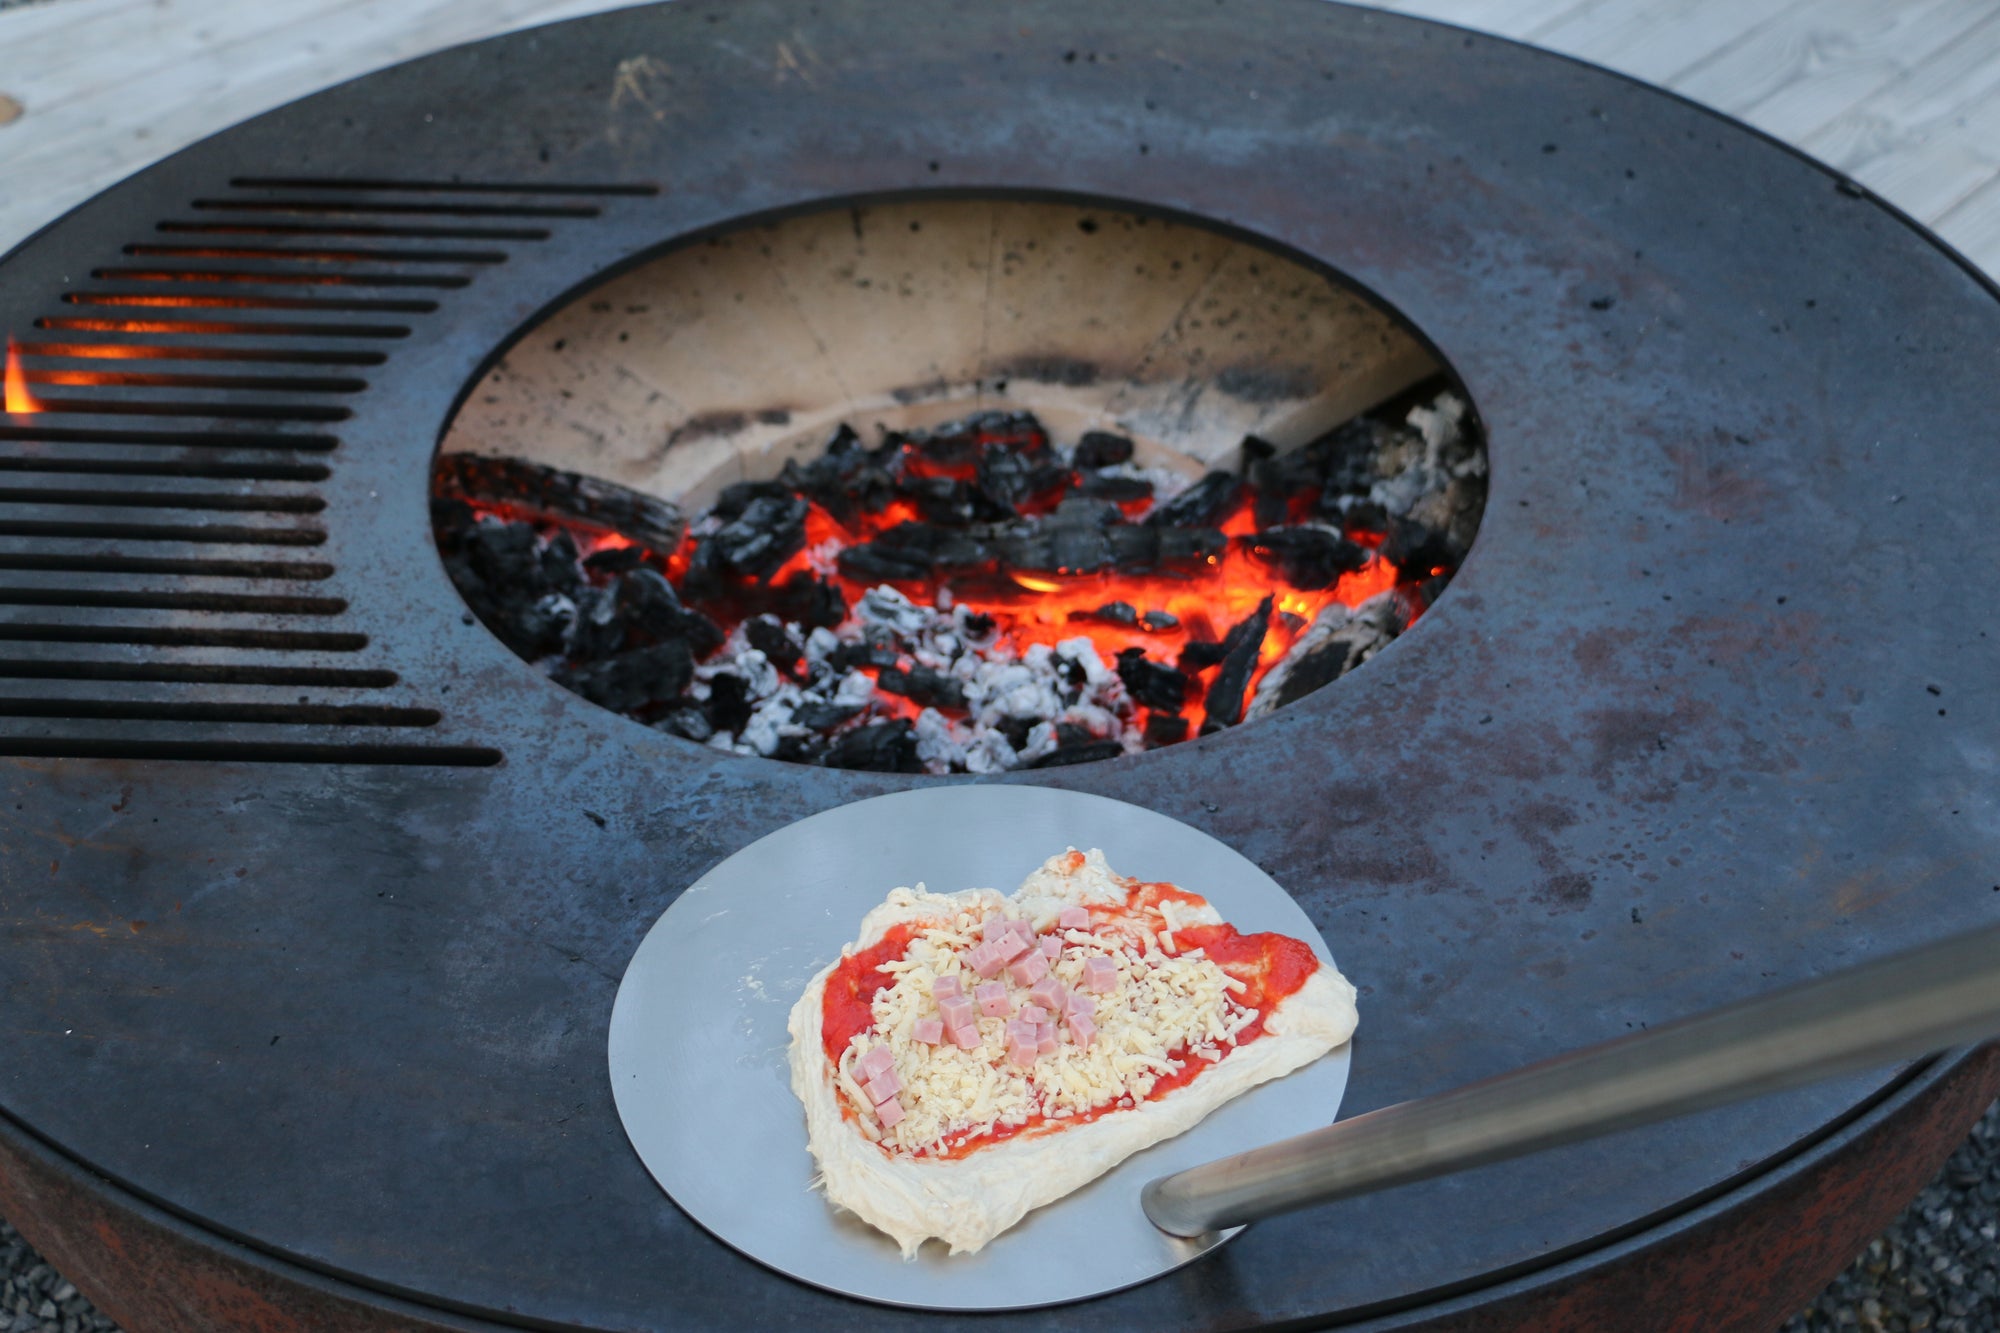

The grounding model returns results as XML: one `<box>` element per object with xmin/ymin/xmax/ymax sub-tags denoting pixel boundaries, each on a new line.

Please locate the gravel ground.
<box><xmin>0</xmin><ymin>1098</ymin><xmax>1993</xmax><ymax>1331</ymax></box>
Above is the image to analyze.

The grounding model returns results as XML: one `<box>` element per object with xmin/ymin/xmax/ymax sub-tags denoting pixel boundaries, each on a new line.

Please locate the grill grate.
<box><xmin>0</xmin><ymin>176</ymin><xmax>657</xmax><ymax>765</ymax></box>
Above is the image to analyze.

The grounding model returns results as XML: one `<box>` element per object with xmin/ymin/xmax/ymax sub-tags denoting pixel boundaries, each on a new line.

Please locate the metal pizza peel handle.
<box><xmin>1143</xmin><ymin>919</ymin><xmax>2000</xmax><ymax>1236</ymax></box>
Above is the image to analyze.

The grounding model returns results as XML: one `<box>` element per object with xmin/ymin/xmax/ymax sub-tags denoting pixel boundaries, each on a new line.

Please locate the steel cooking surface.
<box><xmin>0</xmin><ymin>1</ymin><xmax>1997</xmax><ymax>1329</ymax></box>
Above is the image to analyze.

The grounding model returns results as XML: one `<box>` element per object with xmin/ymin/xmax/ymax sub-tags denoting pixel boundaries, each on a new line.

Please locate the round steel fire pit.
<box><xmin>1</xmin><ymin>2</ymin><xmax>1997</xmax><ymax>1330</ymax></box>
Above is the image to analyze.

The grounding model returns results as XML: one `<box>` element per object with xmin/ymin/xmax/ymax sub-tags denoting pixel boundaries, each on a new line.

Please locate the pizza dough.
<box><xmin>785</xmin><ymin>848</ymin><xmax>1358</xmax><ymax>1257</ymax></box>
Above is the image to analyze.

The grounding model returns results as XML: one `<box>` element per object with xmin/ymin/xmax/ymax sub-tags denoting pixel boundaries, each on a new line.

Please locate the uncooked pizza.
<box><xmin>786</xmin><ymin>847</ymin><xmax>1358</xmax><ymax>1257</ymax></box>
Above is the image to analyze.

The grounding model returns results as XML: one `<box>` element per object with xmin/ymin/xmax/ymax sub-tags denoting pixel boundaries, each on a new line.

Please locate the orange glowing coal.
<box><xmin>3</xmin><ymin>340</ymin><xmax>46</xmax><ymax>414</ymax></box>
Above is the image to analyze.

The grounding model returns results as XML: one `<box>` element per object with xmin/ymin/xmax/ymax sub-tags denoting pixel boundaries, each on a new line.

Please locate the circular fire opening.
<box><xmin>432</xmin><ymin>197</ymin><xmax>1487</xmax><ymax>773</ymax></box>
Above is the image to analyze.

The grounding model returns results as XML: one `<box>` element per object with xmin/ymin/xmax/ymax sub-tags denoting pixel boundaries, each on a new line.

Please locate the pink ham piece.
<box><xmin>974</xmin><ymin>980</ymin><xmax>1012</xmax><ymax>1017</ymax></box>
<box><xmin>1058</xmin><ymin>905</ymin><xmax>1091</xmax><ymax>931</ymax></box>
<box><xmin>950</xmin><ymin>1024</ymin><xmax>982</xmax><ymax>1051</ymax></box>
<box><xmin>1069</xmin><ymin>1013</ymin><xmax>1098</xmax><ymax>1049</ymax></box>
<box><xmin>876</xmin><ymin>1098</ymin><xmax>905</xmax><ymax>1129</ymax></box>
<box><xmin>1036</xmin><ymin>1023</ymin><xmax>1058</xmax><ymax>1055</ymax></box>
<box><xmin>1064</xmin><ymin>991</ymin><xmax>1096</xmax><ymax>1021</ymax></box>
<box><xmin>966</xmin><ymin>941</ymin><xmax>1005</xmax><ymax>978</ymax></box>
<box><xmin>856</xmin><ymin>1045</ymin><xmax>895</xmax><ymax>1080</ymax></box>
<box><xmin>1028</xmin><ymin>975</ymin><xmax>1066</xmax><ymax>1012</ymax></box>
<box><xmin>1008</xmin><ymin>1039</ymin><xmax>1038</xmax><ymax>1069</ymax></box>
<box><xmin>931</xmin><ymin>974</ymin><xmax>963</xmax><ymax>1001</ymax></box>
<box><xmin>1018</xmin><ymin>1002</ymin><xmax>1047</xmax><ymax>1026</ymax></box>
<box><xmin>1007</xmin><ymin>950</ymin><xmax>1050</xmax><ymax>987</ymax></box>
<box><xmin>994</xmin><ymin>929</ymin><xmax>1032</xmax><ymax>965</ymax></box>
<box><xmin>864</xmin><ymin>1068</ymin><xmax>903</xmax><ymax>1104</ymax></box>
<box><xmin>913</xmin><ymin>1017</ymin><xmax>945</xmax><ymax>1045</ymax></box>
<box><xmin>1038</xmin><ymin>934</ymin><xmax>1061</xmax><ymax>961</ymax></box>
<box><xmin>1081</xmin><ymin>956</ymin><xmax>1119</xmax><ymax>993</ymax></box>
<box><xmin>939</xmin><ymin>995</ymin><xmax>978</xmax><ymax>1031</ymax></box>
<box><xmin>982</xmin><ymin>916</ymin><xmax>1011</xmax><ymax>943</ymax></box>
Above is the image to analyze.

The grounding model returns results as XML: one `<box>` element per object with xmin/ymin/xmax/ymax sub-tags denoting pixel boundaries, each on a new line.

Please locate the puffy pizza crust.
<box><xmin>785</xmin><ymin>850</ymin><xmax>1358</xmax><ymax>1257</ymax></box>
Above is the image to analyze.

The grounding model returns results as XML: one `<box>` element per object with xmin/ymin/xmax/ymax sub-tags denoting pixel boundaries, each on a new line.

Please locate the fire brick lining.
<box><xmin>0</xmin><ymin>176</ymin><xmax>658</xmax><ymax>766</ymax></box>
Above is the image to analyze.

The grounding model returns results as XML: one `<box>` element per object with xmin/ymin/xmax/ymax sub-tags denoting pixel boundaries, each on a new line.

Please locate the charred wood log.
<box><xmin>1201</xmin><ymin>594</ymin><xmax>1272</xmax><ymax>732</ymax></box>
<box><xmin>433</xmin><ymin>453</ymin><xmax>687</xmax><ymax>554</ymax></box>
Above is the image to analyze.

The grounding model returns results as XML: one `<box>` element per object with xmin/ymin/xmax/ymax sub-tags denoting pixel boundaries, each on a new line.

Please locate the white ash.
<box><xmin>1354</xmin><ymin>391</ymin><xmax>1483</xmax><ymax>522</ymax></box>
<box><xmin>1246</xmin><ymin>591</ymin><xmax>1408</xmax><ymax>722</ymax></box>
<box><xmin>687</xmin><ymin>585</ymin><xmax>1139</xmax><ymax>774</ymax></box>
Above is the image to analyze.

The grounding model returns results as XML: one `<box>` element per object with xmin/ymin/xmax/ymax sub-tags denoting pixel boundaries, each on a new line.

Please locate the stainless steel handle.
<box><xmin>1142</xmin><ymin>919</ymin><xmax>2000</xmax><ymax>1237</ymax></box>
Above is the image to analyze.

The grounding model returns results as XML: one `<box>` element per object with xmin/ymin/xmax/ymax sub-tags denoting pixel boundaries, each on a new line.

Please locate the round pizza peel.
<box><xmin>606</xmin><ymin>784</ymin><xmax>1353</xmax><ymax>1310</ymax></box>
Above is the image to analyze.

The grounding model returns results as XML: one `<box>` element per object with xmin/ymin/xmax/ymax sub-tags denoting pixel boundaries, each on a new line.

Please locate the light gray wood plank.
<box><xmin>1369</xmin><ymin>0</ymin><xmax>1597</xmax><ymax>41</ymax></box>
<box><xmin>1531</xmin><ymin>0</ymin><xmax>1805</xmax><ymax>88</ymax></box>
<box><xmin>0</xmin><ymin>0</ymin><xmax>641</xmax><ymax>255</ymax></box>
<box><xmin>1932</xmin><ymin>170</ymin><xmax>2000</xmax><ymax>277</ymax></box>
<box><xmin>1676</xmin><ymin>0</ymin><xmax>1997</xmax><ymax>140</ymax></box>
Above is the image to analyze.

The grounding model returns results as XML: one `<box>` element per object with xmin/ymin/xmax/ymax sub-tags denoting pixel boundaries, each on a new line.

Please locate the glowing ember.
<box><xmin>433</xmin><ymin>388</ymin><xmax>1485</xmax><ymax>772</ymax></box>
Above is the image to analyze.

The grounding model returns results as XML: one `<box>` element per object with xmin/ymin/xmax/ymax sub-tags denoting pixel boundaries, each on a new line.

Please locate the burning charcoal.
<box><xmin>538</xmin><ymin>530</ymin><xmax>584</xmax><ymax>598</ymax></box>
<box><xmin>1143</xmin><ymin>714</ymin><xmax>1190</xmax><ymax>747</ymax></box>
<box><xmin>1240</xmin><ymin>434</ymin><xmax>1277</xmax><ymax>472</ymax></box>
<box><xmin>823</xmin><ymin>719</ymin><xmax>922</xmax><ymax>773</ymax></box>
<box><xmin>1146</xmin><ymin>470</ymin><xmax>1239</xmax><ymax>527</ymax></box>
<box><xmin>1030</xmin><ymin>738</ymin><xmax>1125</xmax><ymax>768</ymax></box>
<box><xmin>1073</xmin><ymin>430</ymin><xmax>1133</xmax><ymax>469</ymax></box>
<box><xmin>616</xmin><ymin>568</ymin><xmax>724</xmax><ymax>656</ymax></box>
<box><xmin>767</xmin><ymin>573</ymin><xmax>847</xmax><ymax>630</ymax></box>
<box><xmin>1253</xmin><ymin>492</ymin><xmax>1289</xmax><ymax>531</ymax></box>
<box><xmin>1382</xmin><ymin>516</ymin><xmax>1454</xmax><ymax>573</ymax></box>
<box><xmin>827</xmin><ymin>632</ymin><xmax>901</xmax><ymax>671</ymax></box>
<box><xmin>567</xmin><ymin>585</ymin><xmax>625</xmax><ymax>660</ymax></box>
<box><xmin>553</xmin><ymin>640</ymin><xmax>693</xmax><ymax>714</ymax></box>
<box><xmin>1241</xmin><ymin>525</ymin><xmax>1369</xmax><ymax>590</ymax></box>
<box><xmin>582</xmin><ymin>544</ymin><xmax>648</xmax><ymax>575</ymax></box>
<box><xmin>899</xmin><ymin>476</ymin><xmax>986</xmax><ymax>526</ymax></box>
<box><xmin>745</xmin><ymin>616</ymin><xmax>804</xmax><ymax>677</ymax></box>
<box><xmin>1115</xmin><ymin>648</ymin><xmax>1190</xmax><ymax>712</ymax></box>
<box><xmin>976</xmin><ymin>449</ymin><xmax>1071</xmax><ymax>515</ymax></box>
<box><xmin>837</xmin><ymin>542</ymin><xmax>932</xmax><ymax>583</ymax></box>
<box><xmin>495</xmin><ymin>594</ymin><xmax>574</xmax><ymax>659</ymax></box>
<box><xmin>781</xmin><ymin>425</ymin><xmax>898</xmax><ymax>524</ymax></box>
<box><xmin>464</xmin><ymin>520</ymin><xmax>544</xmax><ymax>593</ymax></box>
<box><xmin>771</xmin><ymin>731</ymin><xmax>825</xmax><ymax>764</ymax></box>
<box><xmin>793</xmin><ymin>700</ymin><xmax>865</xmax><ymax>731</ymax></box>
<box><xmin>1140</xmin><ymin>609</ymin><xmax>1179</xmax><ymax>632</ymax></box>
<box><xmin>705</xmin><ymin>672</ymin><xmax>754</xmax><ymax>735</ymax></box>
<box><xmin>703</xmin><ymin>493</ymin><xmax>809</xmax><ymax>580</ymax></box>
<box><xmin>1201</xmin><ymin>595</ymin><xmax>1273</xmax><ymax>733</ymax></box>
<box><xmin>654</xmin><ymin>705</ymin><xmax>714</xmax><ymax>743</ymax></box>
<box><xmin>1079</xmin><ymin>601</ymin><xmax>1138</xmax><ymax>627</ymax></box>
<box><xmin>1049</xmin><ymin>496</ymin><xmax>1121</xmax><ymax>528</ymax></box>
<box><xmin>1104</xmin><ymin>524</ymin><xmax>1227</xmax><ymax>573</ymax></box>
<box><xmin>1335</xmin><ymin>498</ymin><xmax>1391</xmax><ymax>539</ymax></box>
<box><xmin>878</xmin><ymin>665</ymin><xmax>967</xmax><ymax>710</ymax></box>
<box><xmin>1078</xmin><ymin>471</ymin><xmax>1153</xmax><ymax>503</ymax></box>
<box><xmin>710</xmin><ymin>479</ymin><xmax>795</xmax><ymax>519</ymax></box>
<box><xmin>1180</xmin><ymin>640</ymin><xmax>1229</xmax><ymax>671</ymax></box>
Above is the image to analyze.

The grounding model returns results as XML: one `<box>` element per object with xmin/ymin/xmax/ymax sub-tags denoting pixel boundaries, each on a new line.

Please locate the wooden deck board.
<box><xmin>2</xmin><ymin>0</ymin><xmax>1999</xmax><ymax>280</ymax></box>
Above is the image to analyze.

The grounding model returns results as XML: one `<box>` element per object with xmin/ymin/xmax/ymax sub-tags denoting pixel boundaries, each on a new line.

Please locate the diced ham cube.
<box><xmin>950</xmin><ymin>1024</ymin><xmax>982</xmax><ymax>1051</ymax></box>
<box><xmin>1007</xmin><ymin>949</ymin><xmax>1050</xmax><ymax>987</ymax></box>
<box><xmin>974</xmin><ymin>980</ymin><xmax>1012</xmax><ymax>1017</ymax></box>
<box><xmin>1064</xmin><ymin>991</ymin><xmax>1096</xmax><ymax>1020</ymax></box>
<box><xmin>994</xmin><ymin>929</ymin><xmax>1032</xmax><ymax>965</ymax></box>
<box><xmin>1036</xmin><ymin>1023</ymin><xmax>1058</xmax><ymax>1055</ymax></box>
<box><xmin>1039</xmin><ymin>934</ymin><xmax>1061</xmax><ymax>961</ymax></box>
<box><xmin>1070</xmin><ymin>1013</ymin><xmax>1098</xmax><ymax>1049</ymax></box>
<box><xmin>856</xmin><ymin>1045</ymin><xmax>894</xmax><ymax>1079</ymax></box>
<box><xmin>1029</xmin><ymin>975</ymin><xmax>1066</xmax><ymax>1011</ymax></box>
<box><xmin>914</xmin><ymin>1017</ymin><xmax>944</xmax><ymax>1045</ymax></box>
<box><xmin>967</xmin><ymin>941</ymin><xmax>1005</xmax><ymax>978</ymax></box>
<box><xmin>1018</xmin><ymin>1002</ymin><xmax>1047</xmax><ymax>1026</ymax></box>
<box><xmin>876</xmin><ymin>1098</ymin><xmax>905</xmax><ymax>1129</ymax></box>
<box><xmin>1008</xmin><ymin>1039</ymin><xmax>1038</xmax><ymax>1069</ymax></box>
<box><xmin>939</xmin><ymin>995</ymin><xmax>977</xmax><ymax>1030</ymax></box>
<box><xmin>1058</xmin><ymin>905</ymin><xmax>1091</xmax><ymax>931</ymax></box>
<box><xmin>865</xmin><ymin>1068</ymin><xmax>903</xmax><ymax>1104</ymax></box>
<box><xmin>932</xmin><ymin>974</ymin><xmax>963</xmax><ymax>1001</ymax></box>
<box><xmin>1081</xmin><ymin>956</ymin><xmax>1119</xmax><ymax>993</ymax></box>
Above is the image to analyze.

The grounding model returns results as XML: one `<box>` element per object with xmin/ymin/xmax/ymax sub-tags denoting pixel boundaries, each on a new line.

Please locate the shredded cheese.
<box><xmin>850</xmin><ymin>890</ymin><xmax>1253</xmax><ymax>1157</ymax></box>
